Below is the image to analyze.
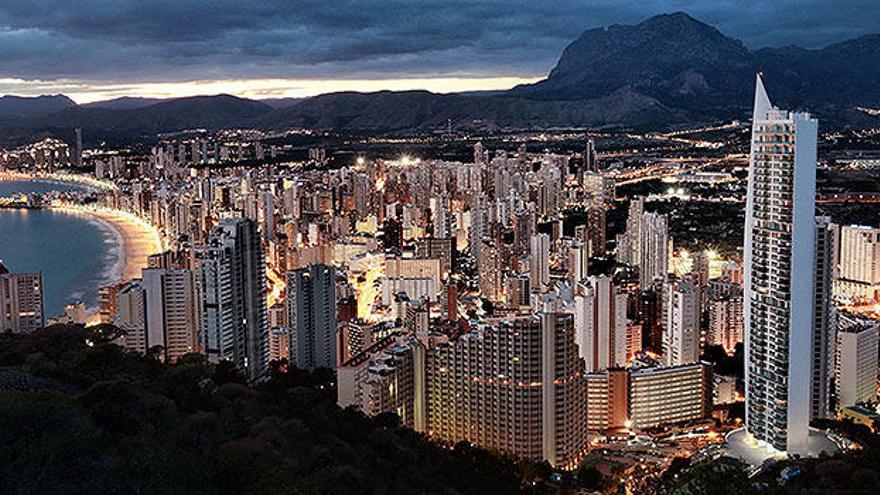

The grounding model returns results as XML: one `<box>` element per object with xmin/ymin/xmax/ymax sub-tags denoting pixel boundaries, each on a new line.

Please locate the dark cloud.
<box><xmin>0</xmin><ymin>0</ymin><xmax>877</xmax><ymax>83</ymax></box>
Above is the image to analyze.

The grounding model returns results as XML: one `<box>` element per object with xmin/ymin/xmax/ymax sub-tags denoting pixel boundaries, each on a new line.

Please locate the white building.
<box><xmin>0</xmin><ymin>263</ymin><xmax>44</xmax><ymax>333</ymax></box>
<box><xmin>709</xmin><ymin>296</ymin><xmax>743</xmax><ymax>355</ymax></box>
<box><xmin>743</xmin><ymin>74</ymin><xmax>818</xmax><ymax>454</ymax></box>
<box><xmin>142</xmin><ymin>267</ymin><xmax>198</xmax><ymax>362</ymax></box>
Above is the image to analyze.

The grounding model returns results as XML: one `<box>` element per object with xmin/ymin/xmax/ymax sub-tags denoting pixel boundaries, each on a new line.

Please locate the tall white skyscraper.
<box><xmin>568</xmin><ymin>239</ymin><xmax>590</xmax><ymax>285</ymax></box>
<box><xmin>744</xmin><ymin>74</ymin><xmax>818</xmax><ymax>454</ymax></box>
<box><xmin>664</xmin><ymin>279</ymin><xmax>700</xmax><ymax>366</ymax></box>
<box><xmin>195</xmin><ymin>219</ymin><xmax>268</xmax><ymax>381</ymax></box>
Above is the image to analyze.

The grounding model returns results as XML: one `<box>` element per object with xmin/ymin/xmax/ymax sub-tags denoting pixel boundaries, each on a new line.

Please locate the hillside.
<box><xmin>0</xmin><ymin>324</ymin><xmax>534</xmax><ymax>494</ymax></box>
<box><xmin>0</xmin><ymin>94</ymin><xmax>76</xmax><ymax>119</ymax></box>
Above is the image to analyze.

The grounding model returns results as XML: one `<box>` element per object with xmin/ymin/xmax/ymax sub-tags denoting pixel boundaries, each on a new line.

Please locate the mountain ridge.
<box><xmin>1</xmin><ymin>12</ymin><xmax>878</xmax><ymax>144</ymax></box>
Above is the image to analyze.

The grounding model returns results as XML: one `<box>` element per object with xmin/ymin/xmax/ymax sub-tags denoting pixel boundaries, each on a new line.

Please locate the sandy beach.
<box><xmin>52</xmin><ymin>205</ymin><xmax>165</xmax><ymax>285</ymax></box>
<box><xmin>87</xmin><ymin>209</ymin><xmax>164</xmax><ymax>283</ymax></box>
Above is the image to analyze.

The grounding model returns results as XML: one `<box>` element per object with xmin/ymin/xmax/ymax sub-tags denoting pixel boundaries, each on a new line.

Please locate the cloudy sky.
<box><xmin>0</xmin><ymin>0</ymin><xmax>876</xmax><ymax>102</ymax></box>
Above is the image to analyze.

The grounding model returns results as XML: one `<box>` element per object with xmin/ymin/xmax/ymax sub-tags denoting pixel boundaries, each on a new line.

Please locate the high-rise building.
<box><xmin>810</xmin><ymin>216</ymin><xmax>836</xmax><ymax>420</ymax></box>
<box><xmin>709</xmin><ymin>296</ymin><xmax>743</xmax><ymax>355</ymax></box>
<box><xmin>835</xmin><ymin>225</ymin><xmax>880</xmax><ymax>301</ymax></box>
<box><xmin>639</xmin><ymin>212</ymin><xmax>669</xmax><ymax>288</ymax></box>
<box><xmin>0</xmin><ymin>263</ymin><xmax>44</xmax><ymax>333</ymax></box>
<box><xmin>286</xmin><ymin>264</ymin><xmax>338</xmax><ymax>370</ymax></box>
<box><xmin>664</xmin><ymin>279</ymin><xmax>701</xmax><ymax>366</ymax></box>
<box><xmin>617</xmin><ymin>197</ymin><xmax>644</xmax><ymax>266</ymax></box>
<box><xmin>425</xmin><ymin>313</ymin><xmax>587</xmax><ymax>467</ymax></box>
<box><xmin>340</xmin><ymin>313</ymin><xmax>589</xmax><ymax>467</ymax></box>
<box><xmin>835</xmin><ymin>313</ymin><xmax>879</xmax><ymax>409</ymax></box>
<box><xmin>568</xmin><ymin>239</ymin><xmax>590</xmax><ymax>285</ymax></box>
<box><xmin>574</xmin><ymin>276</ymin><xmax>627</xmax><ymax>372</ymax></box>
<box><xmin>98</xmin><ymin>281</ymin><xmax>126</xmax><ymax>324</ymax></box>
<box><xmin>195</xmin><ymin>219</ymin><xmax>268</xmax><ymax>381</ymax></box>
<box><xmin>584</xmin><ymin>138</ymin><xmax>598</xmax><ymax>173</ymax></box>
<box><xmin>529</xmin><ymin>233</ymin><xmax>551</xmax><ymax>291</ymax></box>
<box><xmin>142</xmin><ymin>267</ymin><xmax>198</xmax><ymax>363</ymax></box>
<box><xmin>74</xmin><ymin>128</ymin><xmax>83</xmax><ymax>168</ymax></box>
<box><xmin>639</xmin><ymin>288</ymin><xmax>663</xmax><ymax>354</ymax></box>
<box><xmin>115</xmin><ymin>280</ymin><xmax>146</xmax><ymax>353</ymax></box>
<box><xmin>743</xmin><ymin>74</ymin><xmax>818</xmax><ymax>453</ymax></box>
<box><xmin>478</xmin><ymin>240</ymin><xmax>504</xmax><ymax>302</ymax></box>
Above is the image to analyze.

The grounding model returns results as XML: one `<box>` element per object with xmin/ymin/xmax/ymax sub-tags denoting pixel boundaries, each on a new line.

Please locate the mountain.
<box><xmin>81</xmin><ymin>97</ymin><xmax>163</xmax><ymax>110</ymax></box>
<box><xmin>512</xmin><ymin>13</ymin><xmax>754</xmax><ymax>115</ymax></box>
<box><xmin>0</xmin><ymin>94</ymin><xmax>77</xmax><ymax>119</ymax></box>
<box><xmin>513</xmin><ymin>12</ymin><xmax>880</xmax><ymax>121</ymax></box>
<box><xmin>260</xmin><ymin>12</ymin><xmax>880</xmax><ymax>131</ymax></box>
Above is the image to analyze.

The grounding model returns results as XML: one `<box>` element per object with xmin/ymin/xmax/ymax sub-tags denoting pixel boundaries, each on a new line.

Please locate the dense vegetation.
<box><xmin>0</xmin><ymin>324</ymin><xmax>534</xmax><ymax>494</ymax></box>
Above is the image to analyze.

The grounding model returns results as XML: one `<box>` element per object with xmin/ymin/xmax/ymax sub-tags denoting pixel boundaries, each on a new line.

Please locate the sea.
<box><xmin>0</xmin><ymin>180</ymin><xmax>122</xmax><ymax>318</ymax></box>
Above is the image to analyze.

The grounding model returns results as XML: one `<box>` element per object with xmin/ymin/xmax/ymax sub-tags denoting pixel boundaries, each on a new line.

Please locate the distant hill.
<box><xmin>0</xmin><ymin>95</ymin><xmax>76</xmax><ymax>119</ymax></box>
<box><xmin>2</xmin><ymin>95</ymin><xmax>275</xmax><ymax>144</ymax></box>
<box><xmin>81</xmin><ymin>97</ymin><xmax>163</xmax><ymax>110</ymax></box>
<box><xmin>258</xmin><ymin>97</ymin><xmax>304</xmax><ymax>109</ymax></box>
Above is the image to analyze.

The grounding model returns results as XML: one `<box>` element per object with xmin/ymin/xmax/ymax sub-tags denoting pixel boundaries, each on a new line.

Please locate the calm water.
<box><xmin>0</xmin><ymin>180</ymin><xmax>118</xmax><ymax>317</ymax></box>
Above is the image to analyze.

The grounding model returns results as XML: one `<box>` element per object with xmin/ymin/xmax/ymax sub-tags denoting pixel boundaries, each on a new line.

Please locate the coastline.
<box><xmin>0</xmin><ymin>173</ymin><xmax>165</xmax><ymax>317</ymax></box>
<box><xmin>50</xmin><ymin>205</ymin><xmax>164</xmax><ymax>289</ymax></box>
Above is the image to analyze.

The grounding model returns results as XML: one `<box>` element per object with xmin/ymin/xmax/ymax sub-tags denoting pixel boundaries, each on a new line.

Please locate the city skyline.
<box><xmin>1</xmin><ymin>3</ymin><xmax>880</xmax><ymax>491</ymax></box>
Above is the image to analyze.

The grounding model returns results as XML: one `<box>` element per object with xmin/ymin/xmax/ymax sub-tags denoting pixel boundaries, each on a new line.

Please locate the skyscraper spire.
<box><xmin>752</xmin><ymin>72</ymin><xmax>772</xmax><ymax>121</ymax></box>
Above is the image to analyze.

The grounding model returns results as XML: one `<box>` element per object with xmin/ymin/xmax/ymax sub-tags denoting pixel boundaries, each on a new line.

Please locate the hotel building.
<box><xmin>586</xmin><ymin>361</ymin><xmax>713</xmax><ymax>431</ymax></box>
<box><xmin>339</xmin><ymin>313</ymin><xmax>589</xmax><ymax>468</ymax></box>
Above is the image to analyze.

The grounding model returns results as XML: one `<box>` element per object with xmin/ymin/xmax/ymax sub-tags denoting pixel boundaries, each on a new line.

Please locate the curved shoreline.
<box><xmin>51</xmin><ymin>205</ymin><xmax>165</xmax><ymax>286</ymax></box>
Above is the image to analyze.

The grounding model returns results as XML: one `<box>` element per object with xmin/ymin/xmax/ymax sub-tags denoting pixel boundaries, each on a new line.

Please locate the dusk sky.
<box><xmin>1</xmin><ymin>0</ymin><xmax>877</xmax><ymax>103</ymax></box>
